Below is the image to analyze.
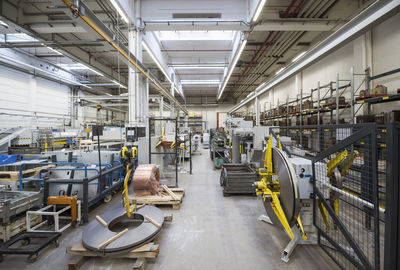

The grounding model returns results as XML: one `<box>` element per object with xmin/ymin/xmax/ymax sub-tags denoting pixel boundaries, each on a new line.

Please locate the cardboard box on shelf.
<box><xmin>371</xmin><ymin>85</ymin><xmax>387</xmax><ymax>95</ymax></box>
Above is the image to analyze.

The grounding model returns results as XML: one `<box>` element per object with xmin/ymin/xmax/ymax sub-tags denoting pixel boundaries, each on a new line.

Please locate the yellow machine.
<box><xmin>318</xmin><ymin>149</ymin><xmax>358</xmax><ymax>231</ymax></box>
<box><xmin>255</xmin><ymin>135</ymin><xmax>307</xmax><ymax>242</ymax></box>
<box><xmin>155</xmin><ymin>124</ymin><xmax>165</xmax><ymax>149</ymax></box>
<box><xmin>121</xmin><ymin>146</ymin><xmax>138</xmax><ymax>218</ymax></box>
<box><xmin>255</xmin><ymin>133</ymin><xmax>359</xmax><ymax>262</ymax></box>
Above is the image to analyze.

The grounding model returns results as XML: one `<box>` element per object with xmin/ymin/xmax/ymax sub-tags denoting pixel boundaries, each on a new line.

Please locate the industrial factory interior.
<box><xmin>0</xmin><ymin>0</ymin><xmax>399</xmax><ymax>269</ymax></box>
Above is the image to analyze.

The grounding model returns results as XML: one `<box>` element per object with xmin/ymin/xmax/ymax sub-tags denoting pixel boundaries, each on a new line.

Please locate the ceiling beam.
<box><xmin>30</xmin><ymin>23</ymin><xmax>86</xmax><ymax>33</ymax></box>
<box><xmin>143</xmin><ymin>19</ymin><xmax>344</xmax><ymax>32</ymax></box>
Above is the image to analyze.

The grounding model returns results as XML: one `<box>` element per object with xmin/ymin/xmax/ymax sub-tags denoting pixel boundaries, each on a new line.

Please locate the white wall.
<box><xmin>245</xmin><ymin>12</ymin><xmax>400</xmax><ymax>123</ymax></box>
<box><xmin>0</xmin><ymin>65</ymin><xmax>71</xmax><ymax>128</ymax></box>
<box><xmin>371</xmin><ymin>12</ymin><xmax>400</xmax><ymax>114</ymax></box>
<box><xmin>149</xmin><ymin>103</ymin><xmax>232</xmax><ymax>130</ymax></box>
<box><xmin>188</xmin><ymin>104</ymin><xmax>232</xmax><ymax>130</ymax></box>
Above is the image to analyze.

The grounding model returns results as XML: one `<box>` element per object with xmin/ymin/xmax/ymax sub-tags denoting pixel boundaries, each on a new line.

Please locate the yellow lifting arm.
<box><xmin>327</xmin><ymin>150</ymin><xmax>348</xmax><ymax>177</ymax></box>
<box><xmin>122</xmin><ymin>164</ymin><xmax>136</xmax><ymax>218</ymax></box>
<box><xmin>121</xmin><ymin>146</ymin><xmax>138</xmax><ymax>218</ymax></box>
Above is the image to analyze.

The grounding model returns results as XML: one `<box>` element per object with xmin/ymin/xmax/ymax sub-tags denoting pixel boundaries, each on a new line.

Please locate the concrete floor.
<box><xmin>2</xmin><ymin>147</ymin><xmax>337</xmax><ymax>270</ymax></box>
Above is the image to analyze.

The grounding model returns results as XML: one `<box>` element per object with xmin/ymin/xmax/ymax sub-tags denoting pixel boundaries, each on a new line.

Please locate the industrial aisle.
<box><xmin>1</xmin><ymin>148</ymin><xmax>337</xmax><ymax>270</ymax></box>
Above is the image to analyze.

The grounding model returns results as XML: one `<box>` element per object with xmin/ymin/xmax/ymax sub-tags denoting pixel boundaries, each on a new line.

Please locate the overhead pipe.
<box><xmin>61</xmin><ymin>0</ymin><xmax>188</xmax><ymax>114</ymax></box>
<box><xmin>238</xmin><ymin>0</ymin><xmax>331</xmax><ymax>90</ymax></box>
<box><xmin>234</xmin><ymin>31</ymin><xmax>301</xmax><ymax>99</ymax></box>
<box><xmin>233</xmin><ymin>0</ymin><xmax>334</xmax><ymax>97</ymax></box>
<box><xmin>235</xmin><ymin>31</ymin><xmax>303</xmax><ymax>98</ymax></box>
<box><xmin>240</xmin><ymin>0</ymin><xmax>332</xmax><ymax>91</ymax></box>
<box><xmin>229</xmin><ymin>0</ymin><xmax>303</xmax><ymax>95</ymax></box>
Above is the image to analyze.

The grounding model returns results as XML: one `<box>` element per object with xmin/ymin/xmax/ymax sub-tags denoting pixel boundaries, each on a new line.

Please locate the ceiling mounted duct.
<box><xmin>172</xmin><ymin>13</ymin><xmax>221</xmax><ymax>19</ymax></box>
<box><xmin>297</xmin><ymin>42</ymin><xmax>310</xmax><ymax>46</ymax></box>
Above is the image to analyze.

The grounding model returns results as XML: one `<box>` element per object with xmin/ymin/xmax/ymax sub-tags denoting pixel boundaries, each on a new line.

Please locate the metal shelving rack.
<box><xmin>254</xmin><ymin>65</ymin><xmax>400</xmax><ymax>130</ymax></box>
<box><xmin>354</xmin><ymin>67</ymin><xmax>400</xmax><ymax>116</ymax></box>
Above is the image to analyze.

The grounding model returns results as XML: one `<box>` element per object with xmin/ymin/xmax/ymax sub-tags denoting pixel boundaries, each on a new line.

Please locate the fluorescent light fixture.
<box><xmin>110</xmin><ymin>0</ymin><xmax>129</xmax><ymax>24</ymax></box>
<box><xmin>217</xmin><ymin>39</ymin><xmax>247</xmax><ymax>100</ymax></box>
<box><xmin>0</xmin><ymin>53</ymin><xmax>91</xmax><ymax>89</ymax></box>
<box><xmin>247</xmin><ymin>92</ymin><xmax>254</xmax><ymax>98</ymax></box>
<box><xmin>173</xmin><ymin>65</ymin><xmax>226</xmax><ymax>69</ymax></box>
<box><xmin>40</xmin><ymin>43</ymin><xmax>62</xmax><ymax>55</ymax></box>
<box><xmin>156</xmin><ymin>31</ymin><xmax>235</xmax><ymax>41</ymax></box>
<box><xmin>0</xmin><ymin>20</ymin><xmax>8</xmax><ymax>27</ymax></box>
<box><xmin>142</xmin><ymin>41</ymin><xmax>173</xmax><ymax>84</ymax></box>
<box><xmin>60</xmin><ymin>63</ymin><xmax>104</xmax><ymax>77</ymax></box>
<box><xmin>45</xmin><ymin>46</ymin><xmax>62</xmax><ymax>55</ymax></box>
<box><xmin>256</xmin><ymin>82</ymin><xmax>266</xmax><ymax>91</ymax></box>
<box><xmin>275</xmin><ymin>67</ymin><xmax>285</xmax><ymax>75</ymax></box>
<box><xmin>106</xmin><ymin>93</ymin><xmax>112</xmax><ymax>96</ymax></box>
<box><xmin>112</xmin><ymin>80</ymin><xmax>127</xmax><ymax>89</ymax></box>
<box><xmin>181</xmin><ymin>80</ymin><xmax>220</xmax><ymax>85</ymax></box>
<box><xmin>292</xmin><ymin>51</ymin><xmax>306</xmax><ymax>63</ymax></box>
<box><xmin>6</xmin><ymin>33</ymin><xmax>38</xmax><ymax>42</ymax></box>
<box><xmin>252</xmin><ymin>0</ymin><xmax>267</xmax><ymax>22</ymax></box>
<box><xmin>172</xmin><ymin>63</ymin><xmax>226</xmax><ymax>68</ymax></box>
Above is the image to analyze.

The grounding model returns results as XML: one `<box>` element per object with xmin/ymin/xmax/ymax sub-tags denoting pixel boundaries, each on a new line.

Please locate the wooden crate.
<box><xmin>129</xmin><ymin>187</ymin><xmax>185</xmax><ymax>210</ymax></box>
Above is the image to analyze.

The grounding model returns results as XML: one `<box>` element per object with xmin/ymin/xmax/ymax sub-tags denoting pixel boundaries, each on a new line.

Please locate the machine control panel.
<box><xmin>289</xmin><ymin>157</ymin><xmax>313</xmax><ymax>199</ymax></box>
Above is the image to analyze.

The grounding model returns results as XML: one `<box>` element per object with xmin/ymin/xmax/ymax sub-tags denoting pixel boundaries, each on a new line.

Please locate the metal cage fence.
<box><xmin>270</xmin><ymin>124</ymin><xmax>393</xmax><ymax>269</ymax></box>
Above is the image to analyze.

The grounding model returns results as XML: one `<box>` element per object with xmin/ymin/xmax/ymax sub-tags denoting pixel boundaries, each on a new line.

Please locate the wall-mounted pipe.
<box><xmin>61</xmin><ymin>0</ymin><xmax>188</xmax><ymax>115</ymax></box>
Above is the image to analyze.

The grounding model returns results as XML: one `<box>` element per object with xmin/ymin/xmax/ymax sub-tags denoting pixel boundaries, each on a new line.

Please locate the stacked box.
<box><xmin>302</xmin><ymin>100</ymin><xmax>313</xmax><ymax>109</ymax></box>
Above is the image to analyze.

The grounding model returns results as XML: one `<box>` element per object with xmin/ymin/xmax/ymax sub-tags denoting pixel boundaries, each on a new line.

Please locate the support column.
<box><xmin>159</xmin><ymin>96</ymin><xmax>164</xmax><ymax>117</ymax></box>
<box><xmin>170</xmin><ymin>78</ymin><xmax>175</xmax><ymax>117</ymax></box>
<box><xmin>28</xmin><ymin>75</ymin><xmax>37</xmax><ymax>127</ymax></box>
<box><xmin>128</xmin><ymin>29</ymin><xmax>142</xmax><ymax>124</ymax></box>
<box><xmin>255</xmin><ymin>94</ymin><xmax>260</xmax><ymax>126</ymax></box>
<box><xmin>144</xmin><ymin>75</ymin><xmax>149</xmax><ymax>135</ymax></box>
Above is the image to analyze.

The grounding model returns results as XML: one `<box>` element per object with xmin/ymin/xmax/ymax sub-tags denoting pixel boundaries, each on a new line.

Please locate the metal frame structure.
<box><xmin>269</xmin><ymin>123</ymin><xmax>400</xmax><ymax>269</ymax></box>
<box><xmin>240</xmin><ymin>65</ymin><xmax>400</xmax><ymax>133</ymax></box>
<box><xmin>176</xmin><ymin>120</ymin><xmax>193</xmax><ymax>175</ymax></box>
<box><xmin>26</xmin><ymin>201</ymin><xmax>81</xmax><ymax>233</ymax></box>
<box><xmin>384</xmin><ymin>122</ymin><xmax>400</xmax><ymax>270</ymax></box>
<box><xmin>149</xmin><ymin>117</ymin><xmax>179</xmax><ymax>188</ymax></box>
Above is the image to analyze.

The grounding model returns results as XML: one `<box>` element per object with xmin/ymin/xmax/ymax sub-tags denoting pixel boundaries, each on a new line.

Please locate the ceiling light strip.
<box><xmin>252</xmin><ymin>0</ymin><xmax>267</xmax><ymax>22</ymax></box>
<box><xmin>110</xmin><ymin>0</ymin><xmax>129</xmax><ymax>24</ymax></box>
<box><xmin>217</xmin><ymin>39</ymin><xmax>247</xmax><ymax>100</ymax></box>
<box><xmin>142</xmin><ymin>41</ymin><xmax>173</xmax><ymax>84</ymax></box>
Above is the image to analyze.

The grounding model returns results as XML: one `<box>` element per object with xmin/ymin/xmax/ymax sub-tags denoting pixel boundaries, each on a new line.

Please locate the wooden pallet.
<box><xmin>129</xmin><ymin>186</ymin><xmax>185</xmax><ymax>210</ymax></box>
<box><xmin>0</xmin><ymin>164</ymin><xmax>55</xmax><ymax>181</ymax></box>
<box><xmin>66</xmin><ymin>214</ymin><xmax>172</xmax><ymax>270</ymax></box>
<box><xmin>67</xmin><ymin>242</ymin><xmax>159</xmax><ymax>270</ymax></box>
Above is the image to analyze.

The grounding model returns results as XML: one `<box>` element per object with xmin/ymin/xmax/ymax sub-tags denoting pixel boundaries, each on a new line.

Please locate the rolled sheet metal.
<box><xmin>82</xmin><ymin>205</ymin><xmax>164</xmax><ymax>254</ymax></box>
